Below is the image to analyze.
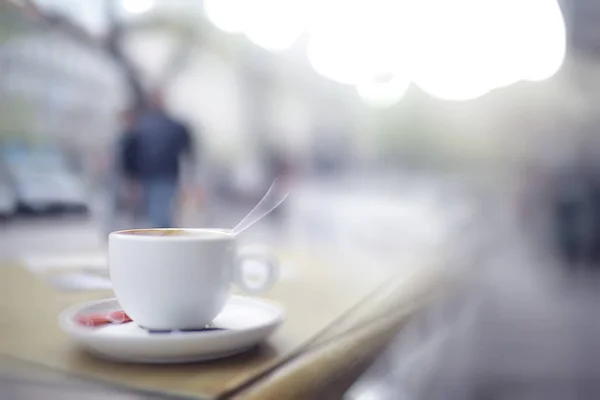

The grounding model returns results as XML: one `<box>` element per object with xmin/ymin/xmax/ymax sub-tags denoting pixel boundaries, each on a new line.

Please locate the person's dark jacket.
<box><xmin>119</xmin><ymin>130</ymin><xmax>140</xmax><ymax>179</ymax></box>
<box><xmin>132</xmin><ymin>110</ymin><xmax>195</xmax><ymax>180</ymax></box>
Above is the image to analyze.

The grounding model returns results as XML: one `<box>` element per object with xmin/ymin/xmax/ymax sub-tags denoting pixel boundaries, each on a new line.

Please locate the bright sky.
<box><xmin>32</xmin><ymin>0</ymin><xmax>567</xmax><ymax>106</ymax></box>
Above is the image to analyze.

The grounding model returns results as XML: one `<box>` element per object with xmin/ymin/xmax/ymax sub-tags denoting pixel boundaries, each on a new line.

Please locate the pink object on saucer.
<box><xmin>75</xmin><ymin>310</ymin><xmax>131</xmax><ymax>327</ymax></box>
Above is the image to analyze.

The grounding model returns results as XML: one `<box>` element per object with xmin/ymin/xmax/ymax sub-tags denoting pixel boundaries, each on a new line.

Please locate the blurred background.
<box><xmin>0</xmin><ymin>0</ymin><xmax>598</xmax><ymax>270</ymax></box>
<box><xmin>5</xmin><ymin>2</ymin><xmax>600</xmax><ymax>397</ymax></box>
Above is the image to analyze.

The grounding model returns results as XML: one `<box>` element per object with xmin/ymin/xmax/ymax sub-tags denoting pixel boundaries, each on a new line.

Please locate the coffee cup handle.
<box><xmin>234</xmin><ymin>248</ymin><xmax>279</xmax><ymax>292</ymax></box>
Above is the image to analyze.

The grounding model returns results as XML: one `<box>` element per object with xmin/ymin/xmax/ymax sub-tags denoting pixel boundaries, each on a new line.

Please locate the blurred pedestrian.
<box><xmin>101</xmin><ymin>107</ymin><xmax>141</xmax><ymax>237</ymax></box>
<box><xmin>519</xmin><ymin>129</ymin><xmax>600</xmax><ymax>274</ymax></box>
<box><xmin>130</xmin><ymin>90</ymin><xmax>198</xmax><ymax>228</ymax></box>
<box><xmin>551</xmin><ymin>152</ymin><xmax>600</xmax><ymax>272</ymax></box>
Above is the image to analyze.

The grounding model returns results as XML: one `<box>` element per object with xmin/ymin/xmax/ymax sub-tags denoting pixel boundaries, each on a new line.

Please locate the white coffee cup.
<box><xmin>108</xmin><ymin>228</ymin><xmax>278</xmax><ymax>330</ymax></box>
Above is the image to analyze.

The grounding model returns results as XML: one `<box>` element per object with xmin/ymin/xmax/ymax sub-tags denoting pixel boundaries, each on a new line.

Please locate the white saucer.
<box><xmin>59</xmin><ymin>295</ymin><xmax>285</xmax><ymax>363</ymax></box>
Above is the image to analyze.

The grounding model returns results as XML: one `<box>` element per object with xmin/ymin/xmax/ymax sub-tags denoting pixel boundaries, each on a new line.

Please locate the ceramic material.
<box><xmin>108</xmin><ymin>228</ymin><xmax>278</xmax><ymax>330</ymax></box>
<box><xmin>59</xmin><ymin>296</ymin><xmax>284</xmax><ymax>363</ymax></box>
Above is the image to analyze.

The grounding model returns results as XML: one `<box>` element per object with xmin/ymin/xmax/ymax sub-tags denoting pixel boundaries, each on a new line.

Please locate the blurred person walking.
<box><xmin>129</xmin><ymin>91</ymin><xmax>198</xmax><ymax>228</ymax></box>
<box><xmin>102</xmin><ymin>108</ymin><xmax>141</xmax><ymax>237</ymax></box>
<box><xmin>551</xmin><ymin>154</ymin><xmax>600</xmax><ymax>272</ymax></box>
<box><xmin>519</xmin><ymin>129</ymin><xmax>600</xmax><ymax>274</ymax></box>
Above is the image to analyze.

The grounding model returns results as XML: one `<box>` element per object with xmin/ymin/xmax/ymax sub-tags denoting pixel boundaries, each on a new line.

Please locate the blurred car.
<box><xmin>3</xmin><ymin>147</ymin><xmax>89</xmax><ymax>214</ymax></box>
<box><xmin>13</xmin><ymin>168</ymin><xmax>89</xmax><ymax>214</ymax></box>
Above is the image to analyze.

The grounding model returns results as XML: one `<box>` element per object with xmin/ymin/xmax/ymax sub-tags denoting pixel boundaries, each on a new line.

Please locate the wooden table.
<box><xmin>2</xmin><ymin>251</ymin><xmax>446</xmax><ymax>399</ymax></box>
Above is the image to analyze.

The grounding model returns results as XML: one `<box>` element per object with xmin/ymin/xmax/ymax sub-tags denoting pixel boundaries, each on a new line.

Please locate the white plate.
<box><xmin>59</xmin><ymin>295</ymin><xmax>285</xmax><ymax>363</ymax></box>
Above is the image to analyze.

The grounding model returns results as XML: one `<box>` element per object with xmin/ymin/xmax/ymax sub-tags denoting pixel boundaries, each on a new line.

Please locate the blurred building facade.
<box><xmin>2</xmin><ymin>0</ymin><xmax>600</xmax><ymax>189</ymax></box>
<box><xmin>0</xmin><ymin>3</ymin><xmax>124</xmax><ymax>173</ymax></box>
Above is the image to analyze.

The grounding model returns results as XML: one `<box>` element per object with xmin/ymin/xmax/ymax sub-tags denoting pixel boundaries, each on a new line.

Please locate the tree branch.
<box><xmin>12</xmin><ymin>0</ymin><xmax>100</xmax><ymax>46</ymax></box>
<box><xmin>12</xmin><ymin>0</ymin><xmax>146</xmax><ymax>109</ymax></box>
<box><xmin>8</xmin><ymin>0</ymin><xmax>198</xmax><ymax>109</ymax></box>
<box><xmin>103</xmin><ymin>0</ymin><xmax>146</xmax><ymax>109</ymax></box>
